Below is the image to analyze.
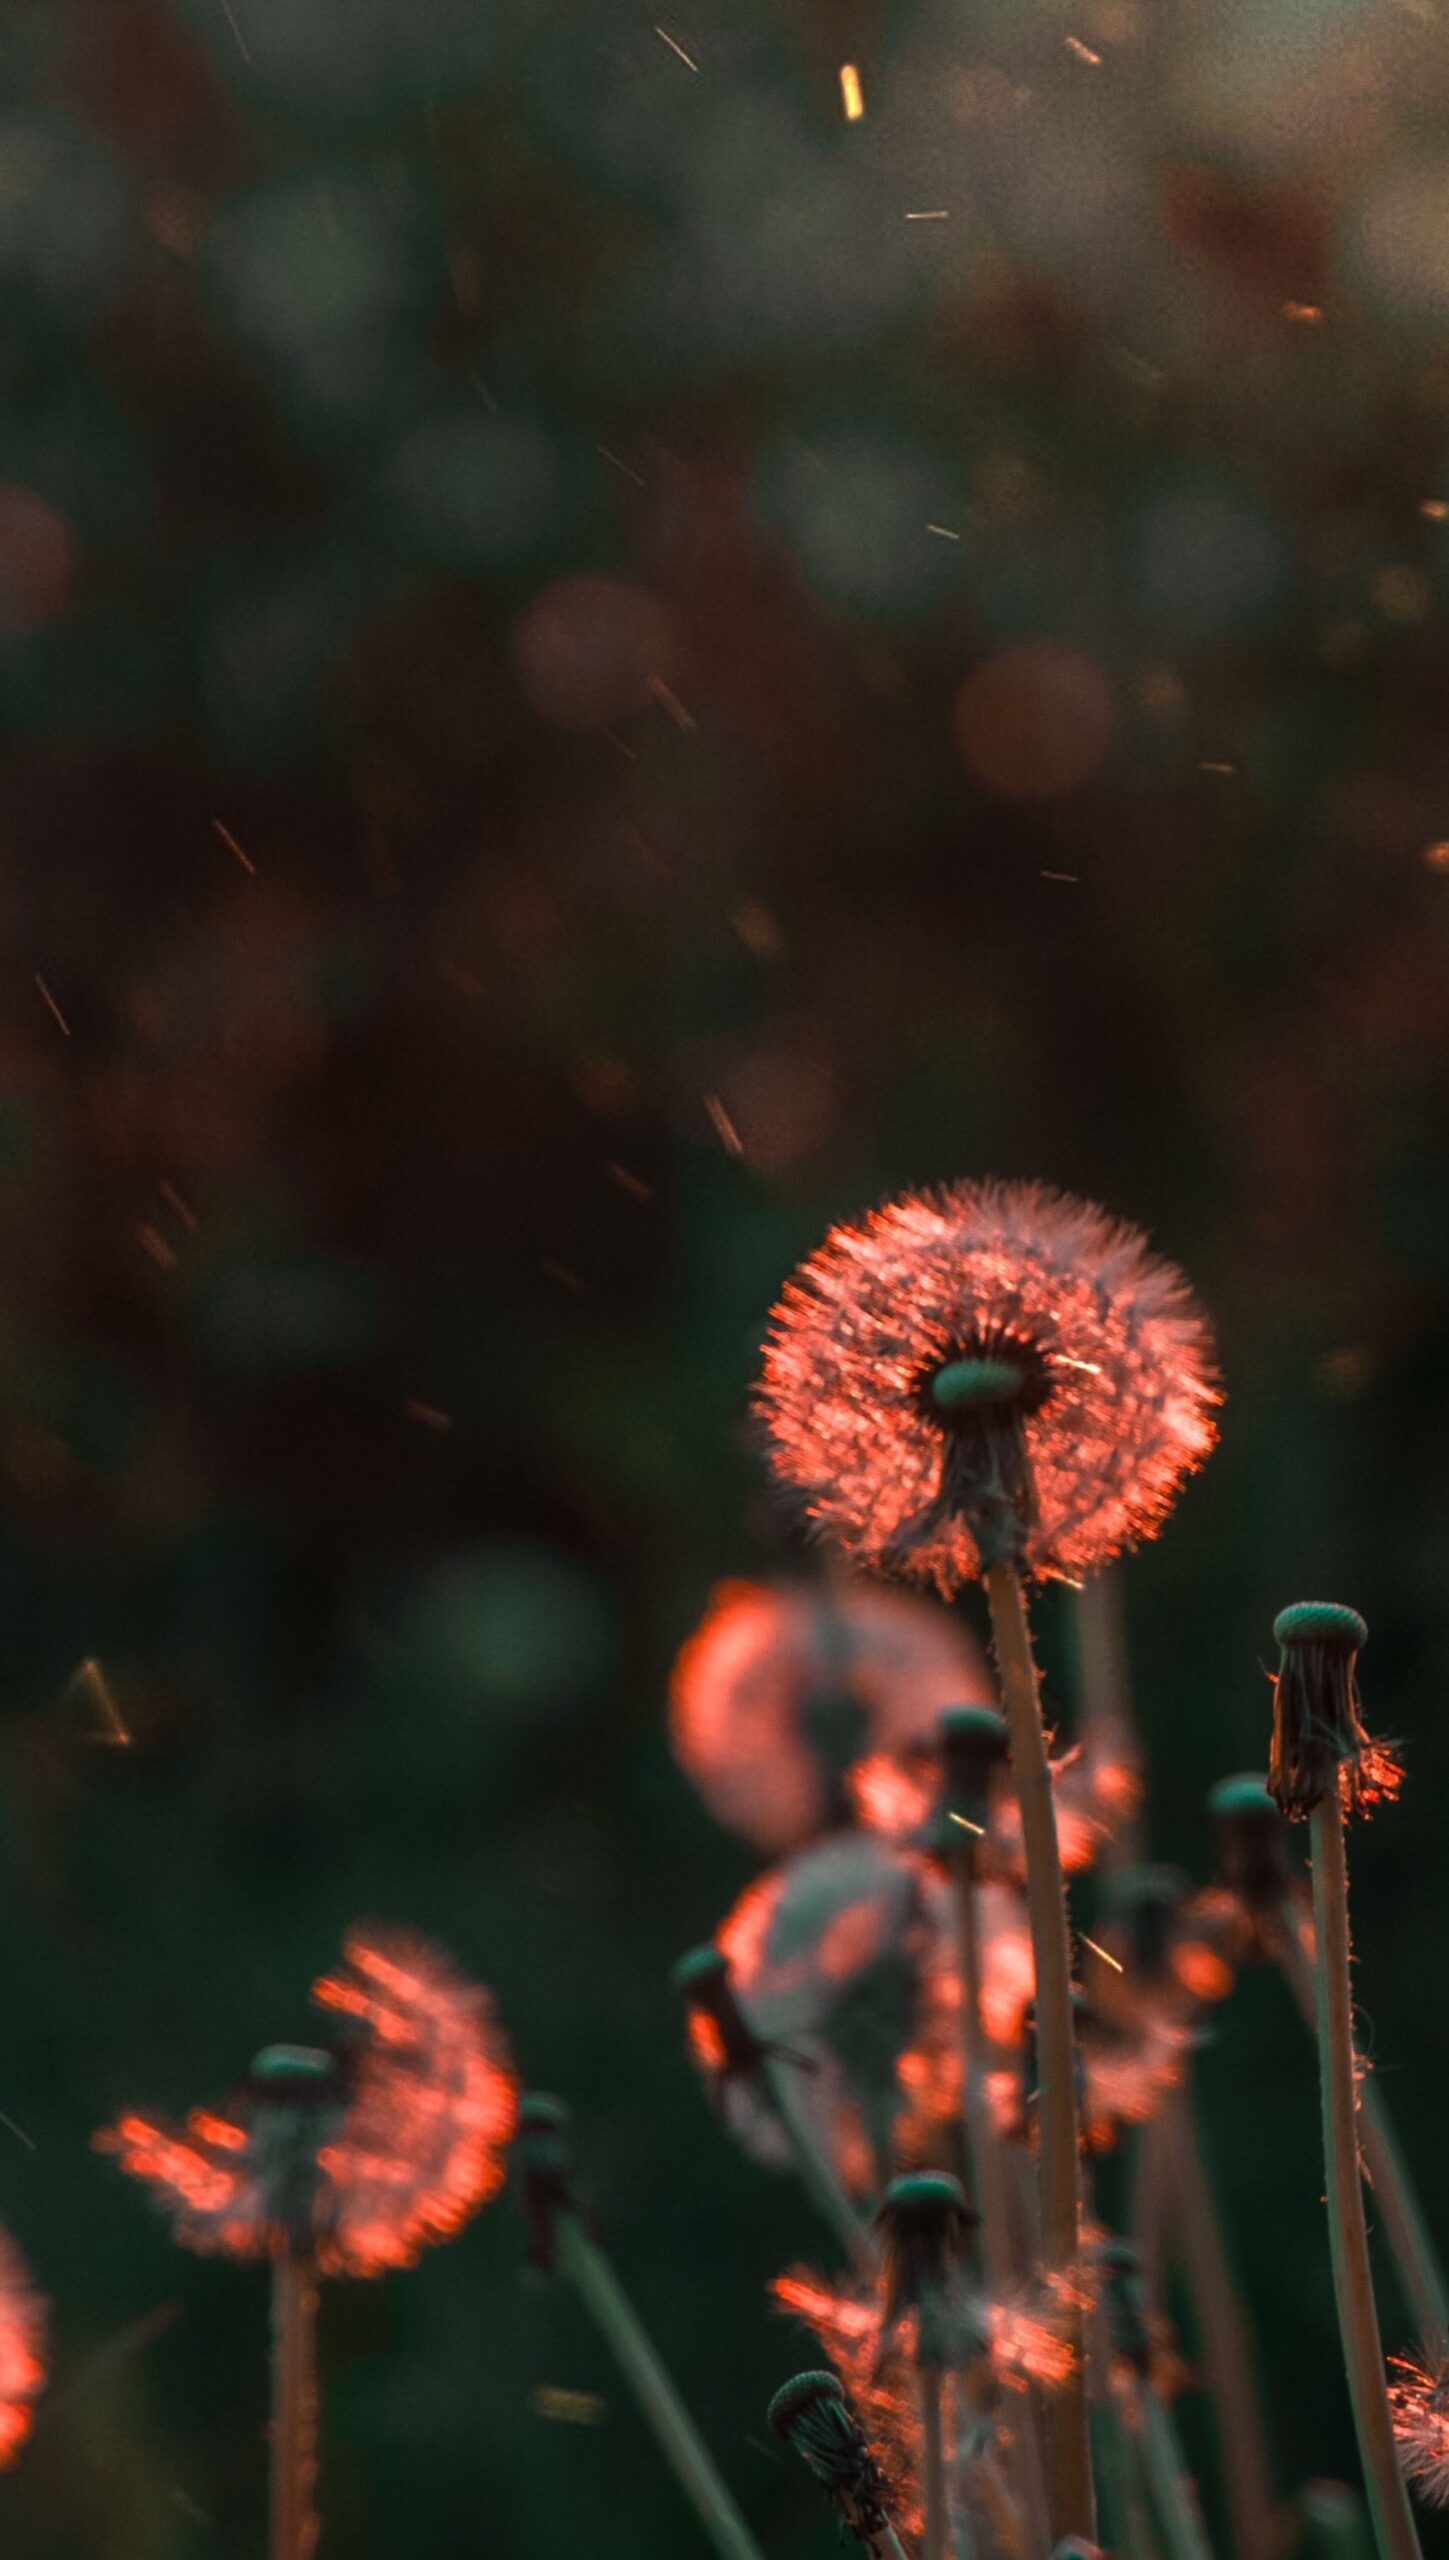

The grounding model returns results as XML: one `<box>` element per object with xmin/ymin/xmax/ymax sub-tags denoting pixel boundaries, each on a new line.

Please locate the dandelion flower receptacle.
<box><xmin>769</xmin><ymin>2370</ymin><xmax>909</xmax><ymax>2560</ymax></box>
<box><xmin>1267</xmin><ymin>1608</ymin><xmax>1422</xmax><ymax>2560</ymax></box>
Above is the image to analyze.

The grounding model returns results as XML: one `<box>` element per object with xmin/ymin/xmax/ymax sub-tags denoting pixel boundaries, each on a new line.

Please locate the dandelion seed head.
<box><xmin>97</xmin><ymin>1927</ymin><xmax>517</xmax><ymax>2275</ymax></box>
<box><xmin>756</xmin><ymin>1181</ymin><xmax>1218</xmax><ymax>1590</ymax></box>
<box><xmin>1391</xmin><ymin>2355</ymin><xmax>1449</xmax><ymax>2504</ymax></box>
<box><xmin>0</xmin><ymin>2232</ymin><xmax>44</xmax><ymax>2466</ymax></box>
<box><xmin>670</xmin><ymin>1576</ymin><xmax>990</xmax><ymax>1851</ymax></box>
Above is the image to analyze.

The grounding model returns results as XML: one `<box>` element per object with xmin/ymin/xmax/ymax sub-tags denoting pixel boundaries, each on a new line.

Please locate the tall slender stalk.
<box><xmin>1275</xmin><ymin>1910</ymin><xmax>1448</xmax><ymax>2353</ymax></box>
<box><xmin>1136</xmin><ymin>2382</ymin><xmax>1216</xmax><ymax>2560</ymax></box>
<box><xmin>985</xmin><ymin>1558</ymin><xmax>1095</xmax><ymax>2545</ymax></box>
<box><xmin>1162</xmin><ymin>2089</ymin><xmax>1280</xmax><ymax>2560</ymax></box>
<box><xmin>1308</xmin><ymin>1800</ymin><xmax>1422</xmax><ymax>2560</ymax></box>
<box><xmin>555</xmin><ymin>2209</ymin><xmax>766</xmax><ymax>2560</ymax></box>
<box><xmin>759</xmin><ymin>2051</ymin><xmax>877</xmax><ymax>2273</ymax></box>
<box><xmin>919</xmin><ymin>2366</ymin><xmax>949</xmax><ymax>2560</ymax></box>
<box><xmin>270</xmin><ymin>2245</ymin><xmax>319</xmax><ymax>2560</ymax></box>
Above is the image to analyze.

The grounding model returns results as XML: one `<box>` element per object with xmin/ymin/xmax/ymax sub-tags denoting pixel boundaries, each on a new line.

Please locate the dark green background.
<box><xmin>0</xmin><ymin>0</ymin><xmax>1447</xmax><ymax>2550</ymax></box>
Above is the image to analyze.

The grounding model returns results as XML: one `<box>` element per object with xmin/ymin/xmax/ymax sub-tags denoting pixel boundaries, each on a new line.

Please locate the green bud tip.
<box><xmin>939</xmin><ymin>1705</ymin><xmax>1008</xmax><ymax>1752</ymax></box>
<box><xmin>250</xmin><ymin>2045</ymin><xmax>333</xmax><ymax>2084</ymax></box>
<box><xmin>672</xmin><ymin>1945</ymin><xmax>730</xmax><ymax>1997</ymax></box>
<box><xmin>768</xmin><ymin>2372</ymin><xmax>846</xmax><ymax>2438</ymax></box>
<box><xmin>516</xmin><ymin>2093</ymin><xmax>570</xmax><ymax>2134</ymax></box>
<box><xmin>881</xmin><ymin>2170</ymin><xmax>969</xmax><ymax>2219</ymax></box>
<box><xmin>930</xmin><ymin>1357</ymin><xmax>1025</xmax><ymax>1412</ymax></box>
<box><xmin>1208</xmin><ymin>1773</ymin><xmax>1278</xmax><ymax>1821</ymax></box>
<box><xmin>1273</xmin><ymin>1602</ymin><xmax>1367</xmax><ymax>1653</ymax></box>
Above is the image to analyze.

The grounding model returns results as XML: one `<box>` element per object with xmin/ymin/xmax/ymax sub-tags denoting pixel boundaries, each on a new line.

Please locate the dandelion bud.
<box><xmin>1097</xmin><ymin>2239</ymin><xmax>1152</xmax><ymax>2377</ymax></box>
<box><xmin>1209</xmin><ymin>1774</ymin><xmax>1293</xmax><ymax>1914</ymax></box>
<box><xmin>876</xmin><ymin>2171</ymin><xmax>976</xmax><ymax>2366</ymax></box>
<box><xmin>246</xmin><ymin>2047</ymin><xmax>345</xmax><ymax>2251</ymax></box>
<box><xmin>672</xmin><ymin>1946</ymin><xmax>768</xmax><ymax>2078</ymax></box>
<box><xmin>936</xmin><ymin>1705</ymin><xmax>1009</xmax><ymax>1847</ymax></box>
<box><xmin>1269</xmin><ymin>1603</ymin><xmax>1387</xmax><ymax>1819</ymax></box>
<box><xmin>769</xmin><ymin>2368</ymin><xmax>895</xmax><ymax>2543</ymax></box>
<box><xmin>1102</xmin><ymin>1866</ymin><xmax>1189</xmax><ymax>1986</ymax></box>
<box><xmin>513</xmin><ymin>2094</ymin><xmax>576</xmax><ymax>2271</ymax></box>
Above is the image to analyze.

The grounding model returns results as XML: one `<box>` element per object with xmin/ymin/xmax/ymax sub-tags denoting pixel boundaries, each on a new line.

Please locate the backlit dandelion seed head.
<box><xmin>700</xmin><ymin>1834</ymin><xmax>947</xmax><ymax>2192</ymax></box>
<box><xmin>0</xmin><ymin>2231</ymin><xmax>45</xmax><ymax>2467</ymax></box>
<box><xmin>97</xmin><ymin>1927</ymin><xmax>518</xmax><ymax>2275</ymax></box>
<box><xmin>755</xmin><ymin>1182</ymin><xmax>1219</xmax><ymax>1590</ymax></box>
<box><xmin>670</xmin><ymin>1576</ymin><xmax>991</xmax><ymax>1852</ymax></box>
<box><xmin>1390</xmin><ymin>2355</ymin><xmax>1449</xmax><ymax>2504</ymax></box>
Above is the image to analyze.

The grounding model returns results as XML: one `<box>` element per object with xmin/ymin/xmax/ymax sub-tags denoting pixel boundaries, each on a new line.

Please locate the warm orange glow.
<box><xmin>756</xmin><ymin>1182</ymin><xmax>1219</xmax><ymax>1592</ymax></box>
<box><xmin>98</xmin><ymin>1928</ymin><xmax>518</xmax><ymax>2276</ymax></box>
<box><xmin>670</xmin><ymin>1576</ymin><xmax>990</xmax><ymax>1850</ymax></box>
<box><xmin>954</xmin><ymin>647</ymin><xmax>1114</xmax><ymax>802</ymax></box>
<box><xmin>0</xmin><ymin>2233</ymin><xmax>44</xmax><ymax>2468</ymax></box>
<box><xmin>839</xmin><ymin>63</ymin><xmax>864</xmax><ymax>119</ymax></box>
<box><xmin>311</xmin><ymin>1928</ymin><xmax>519</xmax><ymax>2274</ymax></box>
<box><xmin>700</xmin><ymin>1836</ymin><xmax>943</xmax><ymax>2193</ymax></box>
<box><xmin>1170</xmin><ymin>1939</ymin><xmax>1234</xmax><ymax>2004</ymax></box>
<box><xmin>1390</xmin><ymin>2355</ymin><xmax>1449</xmax><ymax>2503</ymax></box>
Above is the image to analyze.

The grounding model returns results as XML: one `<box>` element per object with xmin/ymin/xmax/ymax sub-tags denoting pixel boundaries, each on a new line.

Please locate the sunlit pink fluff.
<box><xmin>1391</xmin><ymin>2356</ymin><xmax>1449</xmax><ymax>2505</ymax></box>
<box><xmin>97</xmin><ymin>1928</ymin><xmax>518</xmax><ymax>2276</ymax></box>
<box><xmin>670</xmin><ymin>1576</ymin><xmax>992</xmax><ymax>1852</ymax></box>
<box><xmin>756</xmin><ymin>1181</ymin><xmax>1219</xmax><ymax>1590</ymax></box>
<box><xmin>0</xmin><ymin>2232</ymin><xmax>44</xmax><ymax>2467</ymax></box>
<box><xmin>852</xmin><ymin>1738</ymin><xmax>1141</xmax><ymax>1881</ymax></box>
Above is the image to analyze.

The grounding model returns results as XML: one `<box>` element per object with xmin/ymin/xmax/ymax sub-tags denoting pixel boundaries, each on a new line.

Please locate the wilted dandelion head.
<box><xmin>769</xmin><ymin>2369</ymin><xmax>897</xmax><ymax>2543</ymax></box>
<box><xmin>0</xmin><ymin>2231</ymin><xmax>45</xmax><ymax>2467</ymax></box>
<box><xmin>97</xmin><ymin>1926</ymin><xmax>518</xmax><ymax>2275</ymax></box>
<box><xmin>669</xmin><ymin>1576</ymin><xmax>991</xmax><ymax>1852</ymax></box>
<box><xmin>755</xmin><ymin>1181</ymin><xmax>1218</xmax><ymax>1590</ymax></box>
<box><xmin>1390</xmin><ymin>2355</ymin><xmax>1449</xmax><ymax>2505</ymax></box>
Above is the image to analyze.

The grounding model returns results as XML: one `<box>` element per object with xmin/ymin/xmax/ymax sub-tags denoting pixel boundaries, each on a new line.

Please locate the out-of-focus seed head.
<box><xmin>1210</xmin><ymin>1773</ymin><xmax>1294</xmax><ymax>1914</ymax></box>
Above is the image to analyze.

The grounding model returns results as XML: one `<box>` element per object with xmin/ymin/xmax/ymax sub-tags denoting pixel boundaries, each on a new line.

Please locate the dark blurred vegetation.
<box><xmin>0</xmin><ymin>0</ymin><xmax>1448</xmax><ymax>2551</ymax></box>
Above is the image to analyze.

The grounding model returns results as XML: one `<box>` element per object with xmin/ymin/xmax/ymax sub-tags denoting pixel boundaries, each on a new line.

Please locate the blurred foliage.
<box><xmin>0</xmin><ymin>0</ymin><xmax>1445</xmax><ymax>2552</ymax></box>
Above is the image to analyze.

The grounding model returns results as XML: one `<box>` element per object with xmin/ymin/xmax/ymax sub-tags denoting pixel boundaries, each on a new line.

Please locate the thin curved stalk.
<box><xmin>1137</xmin><ymin>2381</ymin><xmax>1215</xmax><ymax>2560</ymax></box>
<box><xmin>1162</xmin><ymin>2088</ymin><xmax>1281</xmax><ymax>2560</ymax></box>
<box><xmin>919</xmin><ymin>2366</ymin><xmax>949</xmax><ymax>2560</ymax></box>
<box><xmin>985</xmin><ymin>1559</ymin><xmax>1095</xmax><ymax>2545</ymax></box>
<box><xmin>270</xmin><ymin>2246</ymin><xmax>319</xmax><ymax>2560</ymax></box>
<box><xmin>556</xmin><ymin>2209</ymin><xmax>766</xmax><ymax>2560</ymax></box>
<box><xmin>1308</xmin><ymin>1802</ymin><xmax>1422</xmax><ymax>2560</ymax></box>
<box><xmin>1275</xmin><ymin>1908</ymin><xmax>1448</xmax><ymax>2354</ymax></box>
<box><xmin>759</xmin><ymin>2052</ymin><xmax>877</xmax><ymax>2274</ymax></box>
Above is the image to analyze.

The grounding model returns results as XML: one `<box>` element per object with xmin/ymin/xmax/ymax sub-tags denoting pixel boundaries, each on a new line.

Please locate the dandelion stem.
<box><xmin>1161</xmin><ymin>2088</ymin><xmax>1281</xmax><ymax>2560</ymax></box>
<box><xmin>1308</xmin><ymin>1799</ymin><xmax>1423</xmax><ymax>2560</ymax></box>
<box><xmin>919</xmin><ymin>2366</ymin><xmax>949</xmax><ymax>2560</ymax></box>
<box><xmin>759</xmin><ymin>2051</ymin><xmax>877</xmax><ymax>2273</ymax></box>
<box><xmin>270</xmin><ymin>2245</ymin><xmax>319</xmax><ymax>2560</ymax></box>
<box><xmin>986</xmin><ymin>1558</ymin><xmax>1095</xmax><ymax>2545</ymax></box>
<box><xmin>1276</xmin><ymin>1908</ymin><xmax>1449</xmax><ymax>2354</ymax></box>
<box><xmin>954</xmin><ymin>1843</ymin><xmax>1052</xmax><ymax>2560</ymax></box>
<box><xmin>554</xmin><ymin>2208</ymin><xmax>766</xmax><ymax>2560</ymax></box>
<box><xmin>1136</xmin><ymin>2381</ymin><xmax>1215</xmax><ymax>2560</ymax></box>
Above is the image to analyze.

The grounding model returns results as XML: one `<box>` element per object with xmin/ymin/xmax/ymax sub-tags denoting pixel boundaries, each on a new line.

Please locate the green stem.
<box><xmin>759</xmin><ymin>2052</ymin><xmax>877</xmax><ymax>2273</ymax></box>
<box><xmin>1276</xmin><ymin>1908</ymin><xmax>1449</xmax><ymax>2353</ymax></box>
<box><xmin>1137</xmin><ymin>2382</ymin><xmax>1215</xmax><ymax>2560</ymax></box>
<box><xmin>919</xmin><ymin>2365</ymin><xmax>948</xmax><ymax>2560</ymax></box>
<box><xmin>270</xmin><ymin>2246</ymin><xmax>319</xmax><ymax>2560</ymax></box>
<box><xmin>986</xmin><ymin>1558</ymin><xmax>1095</xmax><ymax>2545</ymax></box>
<box><xmin>1308</xmin><ymin>1801</ymin><xmax>1422</xmax><ymax>2560</ymax></box>
<box><xmin>1162</xmin><ymin>2088</ymin><xmax>1281</xmax><ymax>2560</ymax></box>
<box><xmin>556</xmin><ymin>2211</ymin><xmax>766</xmax><ymax>2560</ymax></box>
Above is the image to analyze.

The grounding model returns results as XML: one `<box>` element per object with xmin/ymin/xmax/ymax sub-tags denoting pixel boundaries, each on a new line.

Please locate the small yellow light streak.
<box><xmin>533</xmin><ymin>2385</ymin><xmax>606</xmax><ymax>2424</ymax></box>
<box><xmin>839</xmin><ymin>62</ymin><xmax>864</xmax><ymax>119</ymax></box>
<box><xmin>947</xmin><ymin>1811</ymin><xmax>987</xmax><ymax>1838</ymax></box>
<box><xmin>654</xmin><ymin>25</ymin><xmax>698</xmax><ymax>69</ymax></box>
<box><xmin>1079</xmin><ymin>1934</ymin><xmax>1124</xmax><ymax>1974</ymax></box>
